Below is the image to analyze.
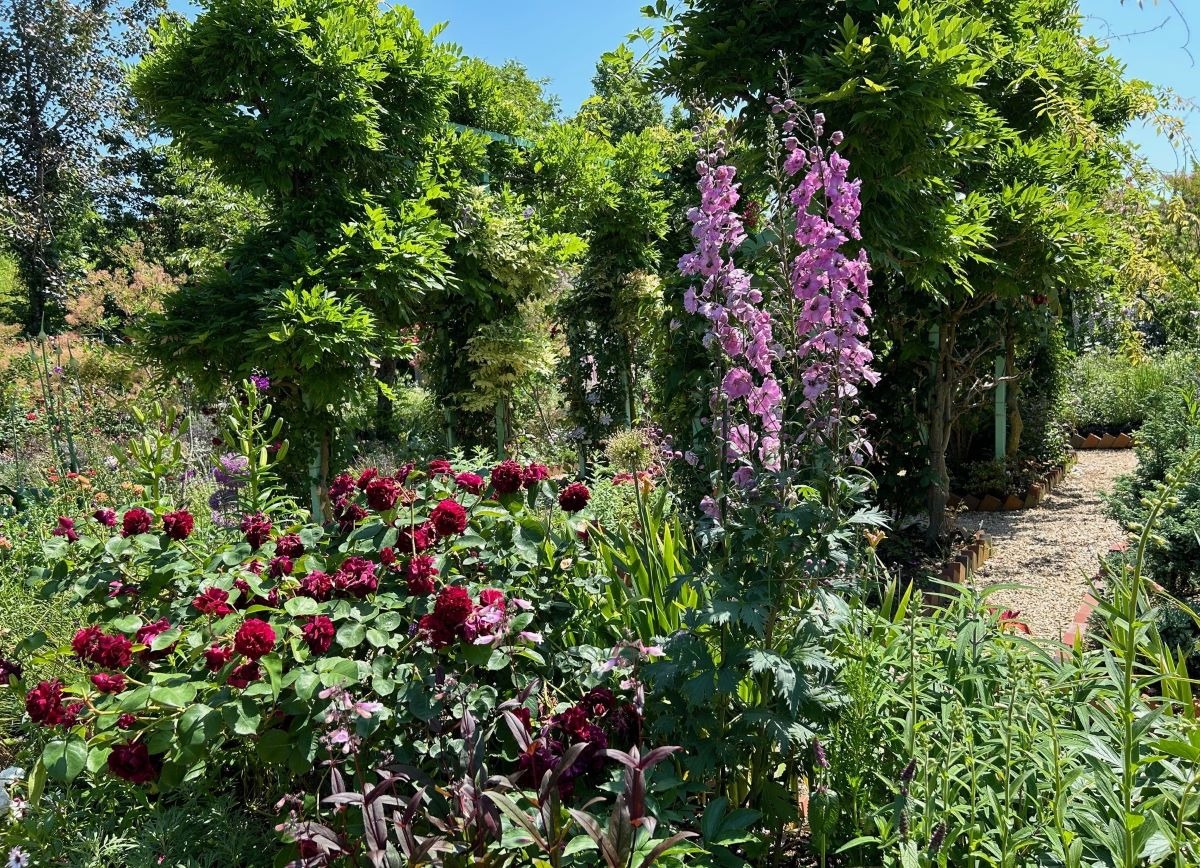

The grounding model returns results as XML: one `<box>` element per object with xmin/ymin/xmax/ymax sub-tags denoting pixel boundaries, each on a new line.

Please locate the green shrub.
<box><xmin>1067</xmin><ymin>349</ymin><xmax>1197</xmax><ymax>431</ymax></box>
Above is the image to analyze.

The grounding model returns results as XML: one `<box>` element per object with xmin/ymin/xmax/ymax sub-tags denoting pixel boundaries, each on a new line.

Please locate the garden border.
<box><xmin>947</xmin><ymin>454</ymin><xmax>1076</xmax><ymax>514</ymax></box>
<box><xmin>1070</xmin><ymin>432</ymin><xmax>1134</xmax><ymax>450</ymax></box>
<box><xmin>924</xmin><ymin>531</ymin><xmax>992</xmax><ymax>609</ymax></box>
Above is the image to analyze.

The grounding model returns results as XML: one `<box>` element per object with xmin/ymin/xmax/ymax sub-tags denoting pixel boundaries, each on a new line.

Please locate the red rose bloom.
<box><xmin>234</xmin><ymin>618</ymin><xmax>276</xmax><ymax>659</ymax></box>
<box><xmin>558</xmin><ymin>482</ymin><xmax>591</xmax><ymax>513</ymax></box>
<box><xmin>52</xmin><ymin>516</ymin><xmax>80</xmax><ymax>542</ymax></box>
<box><xmin>394</xmin><ymin>462</ymin><xmax>414</xmax><ymax>484</ymax></box>
<box><xmin>334</xmin><ymin>501</ymin><xmax>368</xmax><ymax>532</ymax></box>
<box><xmin>405</xmin><ymin>555</ymin><xmax>437</xmax><ymax>596</ymax></box>
<box><xmin>434</xmin><ymin>585</ymin><xmax>475</xmax><ymax>627</ymax></box>
<box><xmin>301</xmin><ymin>616</ymin><xmax>335</xmax><ymax>655</ymax></box>
<box><xmin>365</xmin><ymin>476</ymin><xmax>400</xmax><ymax>512</ymax></box>
<box><xmin>356</xmin><ymin>467</ymin><xmax>379</xmax><ymax>490</ymax></box>
<box><xmin>205</xmin><ymin>644</ymin><xmax>234</xmax><ymax>672</ymax></box>
<box><xmin>379</xmin><ymin>546</ymin><xmax>397</xmax><ymax>566</ymax></box>
<box><xmin>72</xmin><ymin>625</ymin><xmax>103</xmax><ymax>659</ymax></box>
<box><xmin>396</xmin><ymin>521</ymin><xmax>435</xmax><ymax>554</ymax></box>
<box><xmin>479</xmin><ymin>588</ymin><xmax>507</xmax><ymax>611</ymax></box>
<box><xmin>275</xmin><ymin>533</ymin><xmax>305</xmax><ymax>558</ymax></box>
<box><xmin>430</xmin><ymin>499</ymin><xmax>468</xmax><ymax>537</ymax></box>
<box><xmin>454</xmin><ymin>472</ymin><xmax>484</xmax><ymax>495</ymax></box>
<box><xmin>328</xmin><ymin>473</ymin><xmax>356</xmax><ymax>504</ymax></box>
<box><xmin>93</xmin><ymin>507</ymin><xmax>117</xmax><ymax>527</ymax></box>
<box><xmin>227</xmin><ymin>661</ymin><xmax>261</xmax><ymax>689</ymax></box>
<box><xmin>298</xmin><ymin>570</ymin><xmax>334</xmax><ymax>601</ymax></box>
<box><xmin>240</xmin><ymin>512</ymin><xmax>273</xmax><ymax>548</ymax></box>
<box><xmin>333</xmin><ymin>556</ymin><xmax>377</xmax><ymax>598</ymax></box>
<box><xmin>116</xmin><ymin>713</ymin><xmax>137</xmax><ymax>730</ymax></box>
<box><xmin>523</xmin><ymin>463</ymin><xmax>549</xmax><ymax>489</ymax></box>
<box><xmin>91</xmin><ymin>673</ymin><xmax>126</xmax><ymax>694</ymax></box>
<box><xmin>161</xmin><ymin>509</ymin><xmax>195</xmax><ymax>541</ymax></box>
<box><xmin>92</xmin><ymin>634</ymin><xmax>133</xmax><ymax>669</ymax></box>
<box><xmin>490</xmin><ymin>460</ymin><xmax>523</xmax><ymax>494</ymax></box>
<box><xmin>108</xmin><ymin>741</ymin><xmax>159</xmax><ymax>783</ymax></box>
<box><xmin>428</xmin><ymin>458</ymin><xmax>454</xmax><ymax>476</ymax></box>
<box><xmin>121</xmin><ymin>507</ymin><xmax>154</xmax><ymax>537</ymax></box>
<box><xmin>135</xmin><ymin>619</ymin><xmax>173</xmax><ymax>656</ymax></box>
<box><xmin>26</xmin><ymin>679</ymin><xmax>66</xmax><ymax>726</ymax></box>
<box><xmin>268</xmin><ymin>555</ymin><xmax>294</xmax><ymax>578</ymax></box>
<box><xmin>192</xmin><ymin>587</ymin><xmax>234</xmax><ymax>617</ymax></box>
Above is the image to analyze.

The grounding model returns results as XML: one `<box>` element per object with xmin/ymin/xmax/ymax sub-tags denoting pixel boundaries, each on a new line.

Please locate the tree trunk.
<box><xmin>926</xmin><ymin>321</ymin><xmax>956</xmax><ymax>543</ymax></box>
<box><xmin>1005</xmin><ymin>324</ymin><xmax>1023</xmax><ymax>457</ymax></box>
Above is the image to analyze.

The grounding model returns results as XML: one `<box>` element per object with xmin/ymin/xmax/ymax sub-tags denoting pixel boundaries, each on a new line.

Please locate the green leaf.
<box><xmin>284</xmin><ymin>596</ymin><xmax>320</xmax><ymax>616</ymax></box>
<box><xmin>150</xmin><ymin>682</ymin><xmax>198</xmax><ymax>708</ymax></box>
<box><xmin>257</xmin><ymin>728</ymin><xmax>292</xmax><ymax>765</ymax></box>
<box><xmin>336</xmin><ymin>622</ymin><xmax>365</xmax><ymax>648</ymax></box>
<box><xmin>42</xmin><ymin>738</ymin><xmax>88</xmax><ymax>783</ymax></box>
<box><xmin>177</xmin><ymin>704</ymin><xmax>218</xmax><ymax>747</ymax></box>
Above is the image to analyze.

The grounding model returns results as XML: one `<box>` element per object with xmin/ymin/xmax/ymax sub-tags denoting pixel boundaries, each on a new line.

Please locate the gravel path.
<box><xmin>963</xmin><ymin>450</ymin><xmax>1137</xmax><ymax>639</ymax></box>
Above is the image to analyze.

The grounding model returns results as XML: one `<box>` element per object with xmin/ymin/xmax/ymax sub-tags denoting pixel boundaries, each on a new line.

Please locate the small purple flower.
<box><xmin>250</xmin><ymin>374</ymin><xmax>270</xmax><ymax>392</ymax></box>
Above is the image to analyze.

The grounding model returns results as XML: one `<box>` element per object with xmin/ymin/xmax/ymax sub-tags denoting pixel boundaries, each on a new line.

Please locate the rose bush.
<box><xmin>7</xmin><ymin>455</ymin><xmax>629</xmax><ymax>808</ymax></box>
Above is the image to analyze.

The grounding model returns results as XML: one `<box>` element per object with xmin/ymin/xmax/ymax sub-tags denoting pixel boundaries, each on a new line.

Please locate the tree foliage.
<box><xmin>0</xmin><ymin>0</ymin><xmax>165</xmax><ymax>332</ymax></box>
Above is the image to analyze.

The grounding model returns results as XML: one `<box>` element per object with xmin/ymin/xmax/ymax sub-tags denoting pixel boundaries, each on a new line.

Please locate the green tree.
<box><xmin>0</xmin><ymin>0</ymin><xmax>165</xmax><ymax>333</ymax></box>
<box><xmin>131</xmin><ymin>0</ymin><xmax>457</xmax><ymax>508</ymax></box>
<box><xmin>578</xmin><ymin>43</ymin><xmax>664</xmax><ymax>139</ymax></box>
<box><xmin>656</xmin><ymin>0</ymin><xmax>1149</xmax><ymax>537</ymax></box>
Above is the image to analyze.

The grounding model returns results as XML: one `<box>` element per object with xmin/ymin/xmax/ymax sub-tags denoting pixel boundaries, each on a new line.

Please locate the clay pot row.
<box><xmin>924</xmin><ymin>533</ymin><xmax>992</xmax><ymax>611</ymax></box>
<box><xmin>948</xmin><ymin>463</ymin><xmax>1070</xmax><ymax>514</ymax></box>
<box><xmin>1070</xmin><ymin>432</ymin><xmax>1133</xmax><ymax>450</ymax></box>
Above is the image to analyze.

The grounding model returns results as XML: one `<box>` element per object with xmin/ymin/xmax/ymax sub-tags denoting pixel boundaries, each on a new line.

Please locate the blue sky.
<box><xmin>168</xmin><ymin>0</ymin><xmax>1198</xmax><ymax>173</ymax></box>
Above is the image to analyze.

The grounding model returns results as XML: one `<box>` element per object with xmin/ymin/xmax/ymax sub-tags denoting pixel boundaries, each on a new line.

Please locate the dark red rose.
<box><xmin>428</xmin><ymin>458</ymin><xmax>454</xmax><ymax>476</ymax></box>
<box><xmin>161</xmin><ymin>509</ymin><xmax>195</xmax><ymax>541</ymax></box>
<box><xmin>394</xmin><ymin>462</ymin><xmax>414</xmax><ymax>484</ymax></box>
<box><xmin>275</xmin><ymin>533</ymin><xmax>305</xmax><ymax>558</ymax></box>
<box><xmin>108</xmin><ymin>741</ymin><xmax>159</xmax><ymax>783</ymax></box>
<box><xmin>334</xmin><ymin>501</ymin><xmax>368</xmax><ymax>532</ymax></box>
<box><xmin>430</xmin><ymin>499</ymin><xmax>467</xmax><ymax>538</ymax></box>
<box><xmin>204</xmin><ymin>644</ymin><xmax>234</xmax><ymax>672</ymax></box>
<box><xmin>434</xmin><ymin>585</ymin><xmax>475</xmax><ymax>627</ymax></box>
<box><xmin>405</xmin><ymin>555</ymin><xmax>437</xmax><ymax>596</ymax></box>
<box><xmin>121</xmin><ymin>507</ymin><xmax>154</xmax><ymax>537</ymax></box>
<box><xmin>135</xmin><ymin>619</ymin><xmax>174</xmax><ymax>658</ymax></box>
<box><xmin>26</xmin><ymin>679</ymin><xmax>67</xmax><ymax>726</ymax></box>
<box><xmin>72</xmin><ymin>625</ymin><xmax>104</xmax><ymax>660</ymax></box>
<box><xmin>328</xmin><ymin>473</ymin><xmax>356</xmax><ymax>504</ymax></box>
<box><xmin>234</xmin><ymin>618</ymin><xmax>276</xmax><ymax>659</ymax></box>
<box><xmin>555</xmin><ymin>705</ymin><xmax>590</xmax><ymax>738</ymax></box>
<box><xmin>52</xmin><ymin>516</ymin><xmax>79</xmax><ymax>542</ymax></box>
<box><xmin>379</xmin><ymin>546</ymin><xmax>397</xmax><ymax>566</ymax></box>
<box><xmin>298</xmin><ymin>570</ymin><xmax>334</xmax><ymax>602</ymax></box>
<box><xmin>356</xmin><ymin>467</ymin><xmax>379</xmax><ymax>490</ymax></box>
<box><xmin>454</xmin><ymin>472</ymin><xmax>484</xmax><ymax>495</ymax></box>
<box><xmin>490</xmin><ymin>460</ymin><xmax>523</xmax><ymax>494</ymax></box>
<box><xmin>417</xmin><ymin>613</ymin><xmax>457</xmax><ymax>649</ymax></box>
<box><xmin>0</xmin><ymin>656</ymin><xmax>23</xmax><ymax>682</ymax></box>
<box><xmin>301</xmin><ymin>615</ymin><xmax>335</xmax><ymax>655</ymax></box>
<box><xmin>513</xmin><ymin>706</ymin><xmax>533</xmax><ymax>733</ymax></box>
<box><xmin>192</xmin><ymin>587</ymin><xmax>234</xmax><ymax>617</ymax></box>
<box><xmin>227</xmin><ymin>661</ymin><xmax>261</xmax><ymax>689</ymax></box>
<box><xmin>478</xmin><ymin>588</ymin><xmax>506</xmax><ymax>611</ymax></box>
<box><xmin>93</xmin><ymin>507</ymin><xmax>117</xmax><ymax>527</ymax></box>
<box><xmin>522</xmin><ymin>463</ymin><xmax>549</xmax><ymax>489</ymax></box>
<box><xmin>558</xmin><ymin>482</ymin><xmax>591</xmax><ymax>513</ymax></box>
<box><xmin>333</xmin><ymin>556</ymin><xmax>377</xmax><ymax>598</ymax></box>
<box><xmin>240</xmin><ymin>512</ymin><xmax>273</xmax><ymax>548</ymax></box>
<box><xmin>91</xmin><ymin>673</ymin><xmax>126</xmax><ymax>694</ymax></box>
<box><xmin>396</xmin><ymin>521</ymin><xmax>435</xmax><ymax>554</ymax></box>
<box><xmin>268</xmin><ymin>555</ymin><xmax>293</xmax><ymax>578</ymax></box>
<box><xmin>116</xmin><ymin>713</ymin><xmax>137</xmax><ymax>730</ymax></box>
<box><xmin>92</xmin><ymin>634</ymin><xmax>133</xmax><ymax>669</ymax></box>
<box><xmin>365</xmin><ymin>476</ymin><xmax>400</xmax><ymax>512</ymax></box>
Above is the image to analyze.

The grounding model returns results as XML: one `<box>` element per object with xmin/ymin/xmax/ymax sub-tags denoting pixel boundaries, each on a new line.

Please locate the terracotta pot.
<box><xmin>1114</xmin><ymin>433</ymin><xmax>1133</xmax><ymax>449</ymax></box>
<box><xmin>1085</xmin><ymin>433</ymin><xmax>1103</xmax><ymax>448</ymax></box>
<box><xmin>979</xmin><ymin>494</ymin><xmax>1003</xmax><ymax>512</ymax></box>
<box><xmin>964</xmin><ymin>494</ymin><xmax>982</xmax><ymax>511</ymax></box>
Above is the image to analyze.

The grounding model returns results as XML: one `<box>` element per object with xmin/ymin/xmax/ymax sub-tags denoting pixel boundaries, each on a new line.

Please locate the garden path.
<box><xmin>963</xmin><ymin>450</ymin><xmax>1137</xmax><ymax>639</ymax></box>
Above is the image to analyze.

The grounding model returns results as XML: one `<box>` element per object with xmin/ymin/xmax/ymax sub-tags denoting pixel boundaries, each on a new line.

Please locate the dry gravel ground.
<box><xmin>962</xmin><ymin>450</ymin><xmax>1137</xmax><ymax>639</ymax></box>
